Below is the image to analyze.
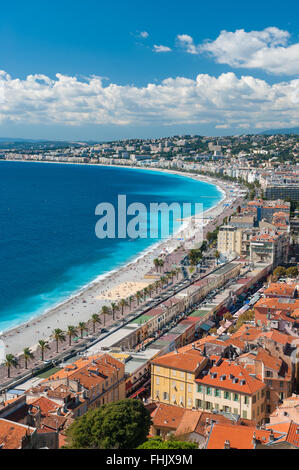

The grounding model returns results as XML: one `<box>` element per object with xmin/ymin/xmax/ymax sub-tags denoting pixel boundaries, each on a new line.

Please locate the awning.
<box><xmin>129</xmin><ymin>387</ymin><xmax>146</xmax><ymax>399</ymax></box>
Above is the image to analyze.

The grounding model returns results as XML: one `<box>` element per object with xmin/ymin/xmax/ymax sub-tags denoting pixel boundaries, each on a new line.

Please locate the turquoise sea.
<box><xmin>0</xmin><ymin>162</ymin><xmax>222</xmax><ymax>332</ymax></box>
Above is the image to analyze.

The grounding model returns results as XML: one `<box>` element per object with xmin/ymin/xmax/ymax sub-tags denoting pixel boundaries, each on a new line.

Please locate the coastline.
<box><xmin>0</xmin><ymin>162</ymin><xmax>236</xmax><ymax>356</ymax></box>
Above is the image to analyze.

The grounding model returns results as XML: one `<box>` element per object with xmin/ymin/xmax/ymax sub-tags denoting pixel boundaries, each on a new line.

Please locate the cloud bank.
<box><xmin>177</xmin><ymin>27</ymin><xmax>299</xmax><ymax>75</ymax></box>
<box><xmin>0</xmin><ymin>70</ymin><xmax>299</xmax><ymax>131</ymax></box>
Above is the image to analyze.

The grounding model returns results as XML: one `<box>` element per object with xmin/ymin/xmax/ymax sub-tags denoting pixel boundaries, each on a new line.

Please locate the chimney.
<box><xmin>224</xmin><ymin>440</ymin><xmax>230</xmax><ymax>449</ymax></box>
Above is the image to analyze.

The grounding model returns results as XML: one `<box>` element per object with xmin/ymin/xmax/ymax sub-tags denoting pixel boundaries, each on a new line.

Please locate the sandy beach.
<box><xmin>0</xmin><ymin>165</ymin><xmax>237</xmax><ymax>356</ymax></box>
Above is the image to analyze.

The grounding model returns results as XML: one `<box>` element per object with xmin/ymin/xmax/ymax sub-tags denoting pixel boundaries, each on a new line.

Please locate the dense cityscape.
<box><xmin>0</xmin><ymin>132</ymin><xmax>299</xmax><ymax>450</ymax></box>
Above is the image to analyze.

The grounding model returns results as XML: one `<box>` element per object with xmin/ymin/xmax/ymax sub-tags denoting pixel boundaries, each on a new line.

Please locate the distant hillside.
<box><xmin>260</xmin><ymin>127</ymin><xmax>299</xmax><ymax>135</ymax></box>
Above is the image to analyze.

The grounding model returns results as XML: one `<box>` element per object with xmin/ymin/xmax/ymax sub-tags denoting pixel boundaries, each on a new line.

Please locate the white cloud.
<box><xmin>139</xmin><ymin>31</ymin><xmax>149</xmax><ymax>38</ymax></box>
<box><xmin>180</xmin><ymin>27</ymin><xmax>299</xmax><ymax>75</ymax></box>
<box><xmin>177</xmin><ymin>34</ymin><xmax>199</xmax><ymax>54</ymax></box>
<box><xmin>153</xmin><ymin>45</ymin><xmax>172</xmax><ymax>53</ymax></box>
<box><xmin>0</xmin><ymin>70</ymin><xmax>299</xmax><ymax>131</ymax></box>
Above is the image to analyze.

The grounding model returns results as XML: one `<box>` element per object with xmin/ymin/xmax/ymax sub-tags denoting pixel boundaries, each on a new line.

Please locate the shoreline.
<box><xmin>0</xmin><ymin>161</ymin><xmax>237</xmax><ymax>356</ymax></box>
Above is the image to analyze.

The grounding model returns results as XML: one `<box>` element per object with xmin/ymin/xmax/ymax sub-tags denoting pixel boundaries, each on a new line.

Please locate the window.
<box><xmin>156</xmin><ymin>366</ymin><xmax>160</xmax><ymax>373</ymax></box>
<box><xmin>224</xmin><ymin>391</ymin><xmax>231</xmax><ymax>400</ymax></box>
<box><xmin>172</xmin><ymin>395</ymin><xmax>176</xmax><ymax>403</ymax></box>
<box><xmin>173</xmin><ymin>370</ymin><xmax>176</xmax><ymax>376</ymax></box>
<box><xmin>244</xmin><ymin>396</ymin><xmax>249</xmax><ymax>405</ymax></box>
<box><xmin>266</xmin><ymin>370</ymin><xmax>272</xmax><ymax>377</ymax></box>
<box><xmin>197</xmin><ymin>384</ymin><xmax>203</xmax><ymax>393</ymax></box>
<box><xmin>180</xmin><ymin>371</ymin><xmax>184</xmax><ymax>378</ymax></box>
<box><xmin>233</xmin><ymin>408</ymin><xmax>238</xmax><ymax>414</ymax></box>
<box><xmin>205</xmin><ymin>401</ymin><xmax>211</xmax><ymax>410</ymax></box>
<box><xmin>266</xmin><ymin>391</ymin><xmax>270</xmax><ymax>400</ymax></box>
<box><xmin>156</xmin><ymin>377</ymin><xmax>160</xmax><ymax>385</ymax></box>
<box><xmin>266</xmin><ymin>405</ymin><xmax>271</xmax><ymax>414</ymax></box>
<box><xmin>242</xmin><ymin>410</ymin><xmax>247</xmax><ymax>419</ymax></box>
<box><xmin>172</xmin><ymin>381</ymin><xmax>176</xmax><ymax>389</ymax></box>
<box><xmin>163</xmin><ymin>392</ymin><xmax>168</xmax><ymax>400</ymax></box>
<box><xmin>280</xmin><ymin>381</ymin><xmax>284</xmax><ymax>388</ymax></box>
<box><xmin>195</xmin><ymin>399</ymin><xmax>202</xmax><ymax>408</ymax></box>
<box><xmin>206</xmin><ymin>387</ymin><xmax>212</xmax><ymax>396</ymax></box>
<box><xmin>252</xmin><ymin>395</ymin><xmax>256</xmax><ymax>404</ymax></box>
<box><xmin>180</xmin><ymin>383</ymin><xmax>184</xmax><ymax>391</ymax></box>
<box><xmin>188</xmin><ymin>384</ymin><xmax>192</xmax><ymax>393</ymax></box>
<box><xmin>214</xmin><ymin>389</ymin><xmax>221</xmax><ymax>398</ymax></box>
<box><xmin>188</xmin><ymin>398</ymin><xmax>192</xmax><ymax>407</ymax></box>
<box><xmin>233</xmin><ymin>393</ymin><xmax>239</xmax><ymax>402</ymax></box>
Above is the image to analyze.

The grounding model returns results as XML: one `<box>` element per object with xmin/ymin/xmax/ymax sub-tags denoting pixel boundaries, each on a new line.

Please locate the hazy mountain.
<box><xmin>260</xmin><ymin>127</ymin><xmax>299</xmax><ymax>135</ymax></box>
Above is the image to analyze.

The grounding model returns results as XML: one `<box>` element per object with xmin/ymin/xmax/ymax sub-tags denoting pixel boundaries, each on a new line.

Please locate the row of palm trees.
<box><xmin>2</xmin><ymin>267</ymin><xmax>182</xmax><ymax>379</ymax></box>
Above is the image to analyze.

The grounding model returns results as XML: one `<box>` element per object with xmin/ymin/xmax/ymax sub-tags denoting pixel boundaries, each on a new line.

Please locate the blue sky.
<box><xmin>0</xmin><ymin>0</ymin><xmax>299</xmax><ymax>140</ymax></box>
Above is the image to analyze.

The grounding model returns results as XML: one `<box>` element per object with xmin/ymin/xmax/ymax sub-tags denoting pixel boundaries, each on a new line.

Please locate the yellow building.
<box><xmin>151</xmin><ymin>348</ymin><xmax>208</xmax><ymax>409</ymax></box>
<box><xmin>151</xmin><ymin>345</ymin><xmax>267</xmax><ymax>424</ymax></box>
<box><xmin>217</xmin><ymin>226</ymin><xmax>242</xmax><ymax>256</ymax></box>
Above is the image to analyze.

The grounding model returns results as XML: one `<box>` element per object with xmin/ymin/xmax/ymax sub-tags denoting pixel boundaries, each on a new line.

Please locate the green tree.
<box><xmin>111</xmin><ymin>302</ymin><xmax>119</xmax><ymax>321</ymax></box>
<box><xmin>286</xmin><ymin>266</ymin><xmax>298</xmax><ymax>278</ymax></box>
<box><xmin>52</xmin><ymin>328</ymin><xmax>66</xmax><ymax>353</ymax></box>
<box><xmin>4</xmin><ymin>354</ymin><xmax>18</xmax><ymax>378</ymax></box>
<box><xmin>101</xmin><ymin>306</ymin><xmax>111</xmax><ymax>326</ymax></box>
<box><xmin>137</xmin><ymin>436</ymin><xmax>197</xmax><ymax>449</ymax></box>
<box><xmin>23</xmin><ymin>347</ymin><xmax>34</xmax><ymax>369</ymax></box>
<box><xmin>91</xmin><ymin>313</ymin><xmax>101</xmax><ymax>333</ymax></box>
<box><xmin>119</xmin><ymin>299</ymin><xmax>128</xmax><ymax>316</ymax></box>
<box><xmin>273</xmin><ymin>266</ymin><xmax>286</xmax><ymax>280</ymax></box>
<box><xmin>67</xmin><ymin>325</ymin><xmax>78</xmax><ymax>346</ymax></box>
<box><xmin>78</xmin><ymin>322</ymin><xmax>88</xmax><ymax>339</ymax></box>
<box><xmin>38</xmin><ymin>339</ymin><xmax>50</xmax><ymax>361</ymax></box>
<box><xmin>65</xmin><ymin>399</ymin><xmax>151</xmax><ymax>449</ymax></box>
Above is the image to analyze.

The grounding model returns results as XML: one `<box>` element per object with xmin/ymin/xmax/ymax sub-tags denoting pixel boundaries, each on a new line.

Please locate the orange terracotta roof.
<box><xmin>196</xmin><ymin>356</ymin><xmax>265</xmax><ymax>395</ymax></box>
<box><xmin>0</xmin><ymin>419</ymin><xmax>35</xmax><ymax>449</ymax></box>
<box><xmin>206</xmin><ymin>422</ymin><xmax>282</xmax><ymax>449</ymax></box>
<box><xmin>151</xmin><ymin>403</ymin><xmax>186</xmax><ymax>429</ymax></box>
<box><xmin>151</xmin><ymin>348</ymin><xmax>206</xmax><ymax>373</ymax></box>
<box><xmin>264</xmin><ymin>283</ymin><xmax>297</xmax><ymax>297</ymax></box>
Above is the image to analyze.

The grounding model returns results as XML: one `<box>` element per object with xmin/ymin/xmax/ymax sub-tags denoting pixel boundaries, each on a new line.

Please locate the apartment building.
<box><xmin>250</xmin><ymin>230</ymin><xmax>289</xmax><ymax>266</ymax></box>
<box><xmin>151</xmin><ymin>346</ymin><xmax>267</xmax><ymax>424</ymax></box>
<box><xmin>39</xmin><ymin>353</ymin><xmax>126</xmax><ymax>414</ymax></box>
<box><xmin>217</xmin><ymin>226</ymin><xmax>242</xmax><ymax>256</ymax></box>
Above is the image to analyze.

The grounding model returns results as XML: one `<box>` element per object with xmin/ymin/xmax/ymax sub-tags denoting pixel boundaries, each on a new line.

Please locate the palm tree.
<box><xmin>23</xmin><ymin>347</ymin><xmax>34</xmax><ymax>369</ymax></box>
<box><xmin>38</xmin><ymin>340</ymin><xmax>50</xmax><ymax>361</ymax></box>
<box><xmin>78</xmin><ymin>321</ymin><xmax>88</xmax><ymax>339</ymax></box>
<box><xmin>52</xmin><ymin>328</ymin><xmax>66</xmax><ymax>353</ymax></box>
<box><xmin>153</xmin><ymin>258</ymin><xmax>160</xmax><ymax>272</ymax></box>
<box><xmin>215</xmin><ymin>250</ymin><xmax>221</xmax><ymax>266</ymax></box>
<box><xmin>154</xmin><ymin>280</ymin><xmax>160</xmax><ymax>294</ymax></box>
<box><xmin>119</xmin><ymin>299</ymin><xmax>128</xmax><ymax>316</ymax></box>
<box><xmin>158</xmin><ymin>259</ymin><xmax>164</xmax><ymax>272</ymax></box>
<box><xmin>4</xmin><ymin>354</ymin><xmax>18</xmax><ymax>378</ymax></box>
<box><xmin>160</xmin><ymin>276</ymin><xmax>167</xmax><ymax>288</ymax></box>
<box><xmin>143</xmin><ymin>287</ymin><xmax>149</xmax><ymax>301</ymax></box>
<box><xmin>91</xmin><ymin>313</ymin><xmax>101</xmax><ymax>333</ymax></box>
<box><xmin>101</xmin><ymin>305</ymin><xmax>110</xmax><ymax>326</ymax></box>
<box><xmin>111</xmin><ymin>302</ymin><xmax>119</xmax><ymax>321</ymax></box>
<box><xmin>67</xmin><ymin>325</ymin><xmax>78</xmax><ymax>346</ymax></box>
<box><xmin>128</xmin><ymin>295</ymin><xmax>135</xmax><ymax>310</ymax></box>
<box><xmin>136</xmin><ymin>291</ymin><xmax>142</xmax><ymax>305</ymax></box>
<box><xmin>147</xmin><ymin>284</ymin><xmax>154</xmax><ymax>298</ymax></box>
